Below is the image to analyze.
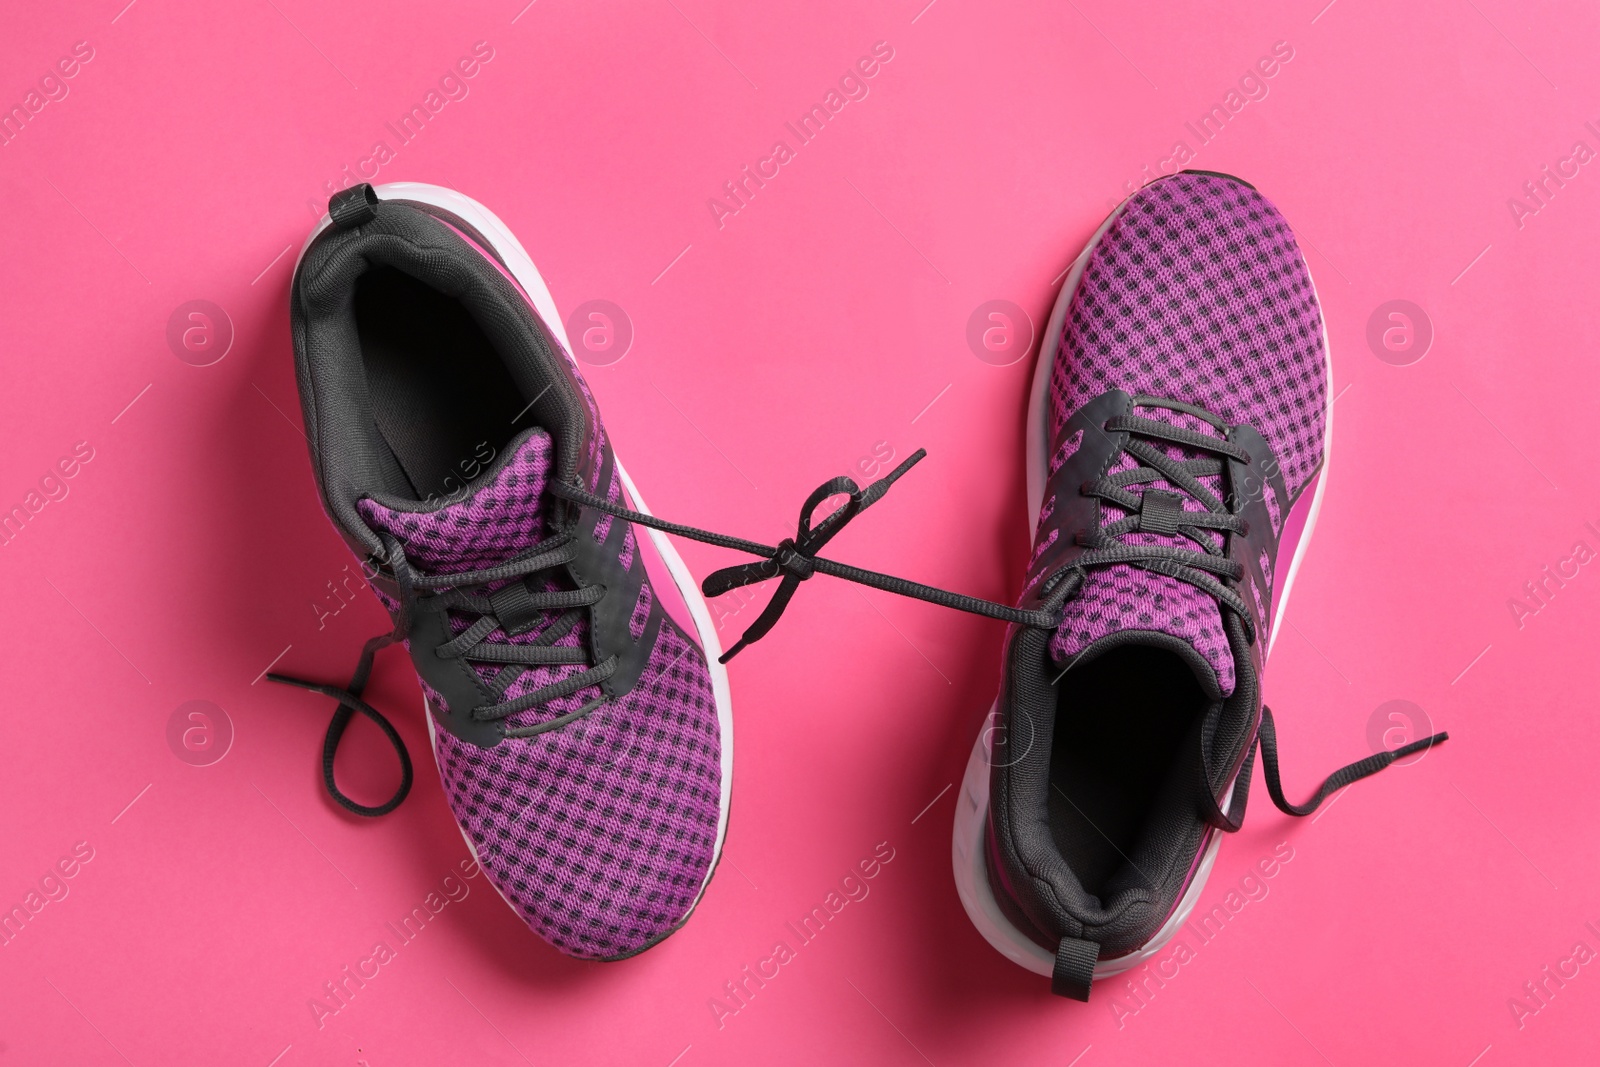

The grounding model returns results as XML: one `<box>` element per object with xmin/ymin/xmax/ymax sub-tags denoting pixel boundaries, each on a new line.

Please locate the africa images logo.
<box><xmin>705</xmin><ymin>42</ymin><xmax>896</xmax><ymax>230</ymax></box>
<box><xmin>1505</xmin><ymin>120</ymin><xmax>1600</xmax><ymax>230</ymax></box>
<box><xmin>0</xmin><ymin>40</ymin><xmax>95</xmax><ymax>149</ymax></box>
<box><xmin>705</xmin><ymin>841</ymin><xmax>896</xmax><ymax>1029</ymax></box>
<box><xmin>305</xmin><ymin>42</ymin><xmax>496</xmax><ymax>216</ymax></box>
<box><xmin>307</xmin><ymin>859</ymin><xmax>483</xmax><ymax>1029</ymax></box>
<box><xmin>1108</xmin><ymin>40</ymin><xmax>1295</xmax><ymax>204</ymax></box>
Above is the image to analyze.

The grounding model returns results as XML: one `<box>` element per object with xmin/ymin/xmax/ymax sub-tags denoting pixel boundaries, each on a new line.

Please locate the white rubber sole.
<box><xmin>308</xmin><ymin>182</ymin><xmax>735</xmax><ymax>939</ymax></box>
<box><xmin>952</xmin><ymin>180</ymin><xmax>1335</xmax><ymax>980</ymax></box>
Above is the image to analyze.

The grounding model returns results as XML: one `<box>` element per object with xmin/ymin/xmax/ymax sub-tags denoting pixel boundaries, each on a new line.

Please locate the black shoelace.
<box><xmin>551</xmin><ymin>450</ymin><xmax>1057</xmax><ymax>661</ymax></box>
<box><xmin>269</xmin><ymin>527</ymin><xmax>620</xmax><ymax>815</ymax></box>
<box><xmin>1063</xmin><ymin>397</ymin><xmax>1256</xmax><ymax>631</ymax></box>
<box><xmin>1062</xmin><ymin>395</ymin><xmax>1448</xmax><ymax>828</ymax></box>
<box><xmin>270</xmin><ymin>420</ymin><xmax>1444</xmax><ymax>823</ymax></box>
<box><xmin>1208</xmin><ymin>705</ymin><xmax>1445</xmax><ymax>831</ymax></box>
<box><xmin>270</xmin><ymin>449</ymin><xmax>1055</xmax><ymax>815</ymax></box>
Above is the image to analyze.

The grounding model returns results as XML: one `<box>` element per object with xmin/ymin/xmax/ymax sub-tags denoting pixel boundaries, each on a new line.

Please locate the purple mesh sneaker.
<box><xmin>271</xmin><ymin>182</ymin><xmax>732</xmax><ymax>960</ymax></box>
<box><xmin>952</xmin><ymin>171</ymin><xmax>1447</xmax><ymax>999</ymax></box>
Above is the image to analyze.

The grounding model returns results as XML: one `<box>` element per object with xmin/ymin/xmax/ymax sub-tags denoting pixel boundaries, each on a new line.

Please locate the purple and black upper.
<box><xmin>285</xmin><ymin>185</ymin><xmax>724</xmax><ymax>960</ymax></box>
<box><xmin>985</xmin><ymin>172</ymin><xmax>1331</xmax><ymax>995</ymax></box>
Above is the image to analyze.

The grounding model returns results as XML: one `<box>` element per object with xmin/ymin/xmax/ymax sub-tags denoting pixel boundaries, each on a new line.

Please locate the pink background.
<box><xmin>1</xmin><ymin>0</ymin><xmax>1595</xmax><ymax>1063</ymax></box>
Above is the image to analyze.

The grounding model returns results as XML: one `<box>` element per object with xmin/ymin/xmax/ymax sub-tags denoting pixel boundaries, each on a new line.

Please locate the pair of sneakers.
<box><xmin>274</xmin><ymin>173</ymin><xmax>1444</xmax><ymax>997</ymax></box>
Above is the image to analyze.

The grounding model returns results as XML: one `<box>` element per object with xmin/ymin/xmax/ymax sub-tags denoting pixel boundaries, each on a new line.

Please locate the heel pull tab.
<box><xmin>1051</xmin><ymin>936</ymin><xmax>1099</xmax><ymax>1001</ymax></box>
<box><xmin>329</xmin><ymin>183</ymin><xmax>380</xmax><ymax>230</ymax></box>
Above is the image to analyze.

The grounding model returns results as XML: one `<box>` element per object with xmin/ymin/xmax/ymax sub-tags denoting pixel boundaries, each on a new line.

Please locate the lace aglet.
<box><xmin>1390</xmin><ymin>731</ymin><xmax>1449</xmax><ymax>760</ymax></box>
<box><xmin>885</xmin><ymin>448</ymin><xmax>927</xmax><ymax>484</ymax></box>
<box><xmin>265</xmin><ymin>672</ymin><xmax>342</xmax><ymax>702</ymax></box>
<box><xmin>859</xmin><ymin>448</ymin><xmax>928</xmax><ymax>509</ymax></box>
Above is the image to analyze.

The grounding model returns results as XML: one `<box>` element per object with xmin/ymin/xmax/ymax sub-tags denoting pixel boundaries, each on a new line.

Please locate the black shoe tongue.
<box><xmin>358</xmin><ymin>428</ymin><xmax>557</xmax><ymax>573</ymax></box>
<box><xmin>1045</xmin><ymin>405</ymin><xmax>1240</xmax><ymax>698</ymax></box>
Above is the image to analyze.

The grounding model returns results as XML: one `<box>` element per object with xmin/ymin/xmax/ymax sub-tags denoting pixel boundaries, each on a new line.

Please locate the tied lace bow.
<box><xmin>551</xmin><ymin>449</ymin><xmax>1058</xmax><ymax>663</ymax></box>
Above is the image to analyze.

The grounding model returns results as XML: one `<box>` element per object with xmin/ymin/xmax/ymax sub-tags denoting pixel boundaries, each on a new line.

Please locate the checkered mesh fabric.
<box><xmin>1045</xmin><ymin>173</ymin><xmax>1327</xmax><ymax>694</ymax></box>
<box><xmin>628</xmin><ymin>582</ymin><xmax>653</xmax><ymax>641</ymax></box>
<box><xmin>360</xmin><ymin>431</ymin><xmax>556</xmax><ymax>572</ymax></box>
<box><xmin>358</xmin><ymin>429</ymin><xmax>723</xmax><ymax>958</ymax></box>
<box><xmin>431</xmin><ymin>622</ymin><xmax>721</xmax><ymax>958</ymax></box>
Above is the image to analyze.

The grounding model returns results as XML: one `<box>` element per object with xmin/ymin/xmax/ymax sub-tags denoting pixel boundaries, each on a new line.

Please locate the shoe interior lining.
<box><xmin>1048</xmin><ymin>644</ymin><xmax>1207</xmax><ymax>904</ymax></box>
<box><xmin>354</xmin><ymin>264</ymin><xmax>532</xmax><ymax>501</ymax></box>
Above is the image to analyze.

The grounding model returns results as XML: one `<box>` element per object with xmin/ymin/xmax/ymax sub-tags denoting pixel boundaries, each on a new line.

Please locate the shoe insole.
<box><xmin>1048</xmin><ymin>644</ymin><xmax>1204</xmax><ymax>900</ymax></box>
<box><xmin>355</xmin><ymin>265</ymin><xmax>528</xmax><ymax>500</ymax></box>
